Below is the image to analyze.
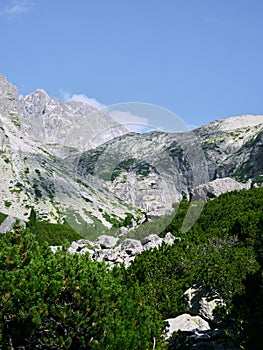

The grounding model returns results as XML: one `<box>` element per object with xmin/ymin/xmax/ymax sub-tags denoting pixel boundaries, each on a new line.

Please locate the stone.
<box><xmin>120</xmin><ymin>239</ymin><xmax>143</xmax><ymax>256</ymax></box>
<box><xmin>94</xmin><ymin>235</ymin><xmax>118</xmax><ymax>248</ymax></box>
<box><xmin>117</xmin><ymin>226</ymin><xmax>129</xmax><ymax>237</ymax></box>
<box><xmin>192</xmin><ymin>177</ymin><xmax>249</xmax><ymax>201</ymax></box>
<box><xmin>141</xmin><ymin>234</ymin><xmax>163</xmax><ymax>250</ymax></box>
<box><xmin>50</xmin><ymin>246</ymin><xmax>62</xmax><ymax>253</ymax></box>
<box><xmin>78</xmin><ymin>247</ymin><xmax>94</xmax><ymax>256</ymax></box>
<box><xmin>184</xmin><ymin>285</ymin><xmax>225</xmax><ymax>323</ymax></box>
<box><xmin>0</xmin><ymin>216</ymin><xmax>25</xmax><ymax>233</ymax></box>
<box><xmin>163</xmin><ymin>232</ymin><xmax>177</xmax><ymax>245</ymax></box>
<box><xmin>164</xmin><ymin>314</ymin><xmax>210</xmax><ymax>339</ymax></box>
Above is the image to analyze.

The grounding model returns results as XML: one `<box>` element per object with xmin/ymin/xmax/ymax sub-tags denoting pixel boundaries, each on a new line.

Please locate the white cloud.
<box><xmin>62</xmin><ymin>91</ymin><xmax>151</xmax><ymax>133</ymax></box>
<box><xmin>1</xmin><ymin>0</ymin><xmax>32</xmax><ymax>18</ymax></box>
<box><xmin>109</xmin><ymin>110</ymin><xmax>152</xmax><ymax>133</ymax></box>
<box><xmin>68</xmin><ymin>94</ymin><xmax>105</xmax><ymax>110</ymax></box>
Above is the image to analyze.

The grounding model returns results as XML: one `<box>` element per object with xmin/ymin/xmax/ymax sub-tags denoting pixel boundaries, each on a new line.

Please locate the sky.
<box><xmin>1</xmin><ymin>0</ymin><xmax>263</xmax><ymax>131</ymax></box>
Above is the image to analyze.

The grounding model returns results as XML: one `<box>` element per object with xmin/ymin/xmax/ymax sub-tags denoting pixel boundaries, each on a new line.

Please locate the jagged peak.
<box><xmin>22</xmin><ymin>88</ymin><xmax>50</xmax><ymax>102</ymax></box>
<box><xmin>0</xmin><ymin>73</ymin><xmax>18</xmax><ymax>98</ymax></box>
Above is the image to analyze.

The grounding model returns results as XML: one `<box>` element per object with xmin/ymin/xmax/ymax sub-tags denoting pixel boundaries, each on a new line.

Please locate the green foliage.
<box><xmin>0</xmin><ymin>212</ymin><xmax>7</xmax><ymax>225</ymax></box>
<box><xmin>31</xmin><ymin>221</ymin><xmax>82</xmax><ymax>245</ymax></box>
<box><xmin>111</xmin><ymin>158</ymin><xmax>151</xmax><ymax>181</ymax></box>
<box><xmin>0</xmin><ymin>229</ymin><xmax>165</xmax><ymax>349</ymax></box>
<box><xmin>127</xmin><ymin>188</ymin><xmax>263</xmax><ymax>348</ymax></box>
<box><xmin>102</xmin><ymin>212</ymin><xmax>135</xmax><ymax>228</ymax></box>
<box><xmin>4</xmin><ymin>200</ymin><xmax>12</xmax><ymax>208</ymax></box>
<box><xmin>1</xmin><ymin>188</ymin><xmax>263</xmax><ymax>348</ymax></box>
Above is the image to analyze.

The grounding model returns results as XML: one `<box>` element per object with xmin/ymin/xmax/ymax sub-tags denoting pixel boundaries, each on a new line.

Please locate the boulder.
<box><xmin>50</xmin><ymin>245</ymin><xmax>62</xmax><ymax>253</ymax></box>
<box><xmin>94</xmin><ymin>235</ymin><xmax>118</xmax><ymax>248</ymax></box>
<box><xmin>184</xmin><ymin>285</ymin><xmax>225</xmax><ymax>323</ymax></box>
<box><xmin>141</xmin><ymin>234</ymin><xmax>163</xmax><ymax>250</ymax></box>
<box><xmin>117</xmin><ymin>226</ymin><xmax>129</xmax><ymax>237</ymax></box>
<box><xmin>0</xmin><ymin>215</ymin><xmax>25</xmax><ymax>233</ymax></box>
<box><xmin>164</xmin><ymin>314</ymin><xmax>210</xmax><ymax>339</ymax></box>
<box><xmin>163</xmin><ymin>232</ymin><xmax>177</xmax><ymax>245</ymax></box>
<box><xmin>192</xmin><ymin>177</ymin><xmax>249</xmax><ymax>200</ymax></box>
<box><xmin>92</xmin><ymin>249</ymin><xmax>112</xmax><ymax>262</ymax></box>
<box><xmin>78</xmin><ymin>247</ymin><xmax>94</xmax><ymax>256</ymax></box>
<box><xmin>120</xmin><ymin>239</ymin><xmax>143</xmax><ymax>256</ymax></box>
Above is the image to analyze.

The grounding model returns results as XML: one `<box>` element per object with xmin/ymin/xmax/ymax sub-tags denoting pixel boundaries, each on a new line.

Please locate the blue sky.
<box><xmin>1</xmin><ymin>0</ymin><xmax>263</xmax><ymax>130</ymax></box>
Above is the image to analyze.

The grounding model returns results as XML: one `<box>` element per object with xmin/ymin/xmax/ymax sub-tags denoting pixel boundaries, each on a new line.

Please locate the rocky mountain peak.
<box><xmin>0</xmin><ymin>73</ymin><xmax>262</xmax><ymax>238</ymax></box>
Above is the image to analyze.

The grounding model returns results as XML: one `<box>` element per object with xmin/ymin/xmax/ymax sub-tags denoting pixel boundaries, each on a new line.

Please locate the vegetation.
<box><xmin>102</xmin><ymin>212</ymin><xmax>135</xmax><ymax>228</ymax></box>
<box><xmin>27</xmin><ymin>209</ymin><xmax>82</xmax><ymax>245</ymax></box>
<box><xmin>0</xmin><ymin>188</ymin><xmax>263</xmax><ymax>348</ymax></box>
<box><xmin>0</xmin><ymin>229</ymin><xmax>165</xmax><ymax>349</ymax></box>
<box><xmin>0</xmin><ymin>212</ymin><xmax>7</xmax><ymax>225</ymax></box>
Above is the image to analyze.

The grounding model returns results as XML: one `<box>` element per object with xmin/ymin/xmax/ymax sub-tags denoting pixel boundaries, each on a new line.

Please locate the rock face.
<box><xmin>77</xmin><ymin>115</ymin><xmax>263</xmax><ymax>216</ymax></box>
<box><xmin>19</xmin><ymin>89</ymin><xmax>127</xmax><ymax>155</ymax></box>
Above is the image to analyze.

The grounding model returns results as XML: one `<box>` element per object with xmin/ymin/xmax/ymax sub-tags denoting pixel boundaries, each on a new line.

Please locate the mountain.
<box><xmin>0</xmin><ymin>73</ymin><xmax>262</xmax><ymax>237</ymax></box>
<box><xmin>76</xmin><ymin>114</ymin><xmax>263</xmax><ymax>215</ymax></box>
<box><xmin>0</xmin><ymin>74</ymin><xmax>143</xmax><ymax>237</ymax></box>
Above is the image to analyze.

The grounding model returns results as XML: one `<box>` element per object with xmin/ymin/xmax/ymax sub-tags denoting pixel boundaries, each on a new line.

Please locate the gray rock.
<box><xmin>184</xmin><ymin>285</ymin><xmax>225</xmax><ymax>323</ymax></box>
<box><xmin>94</xmin><ymin>235</ymin><xmax>118</xmax><ymax>248</ymax></box>
<box><xmin>129</xmin><ymin>218</ymin><xmax>137</xmax><ymax>228</ymax></box>
<box><xmin>164</xmin><ymin>314</ymin><xmax>210</xmax><ymax>339</ymax></box>
<box><xmin>162</xmin><ymin>232</ymin><xmax>177</xmax><ymax>245</ymax></box>
<box><xmin>117</xmin><ymin>226</ymin><xmax>129</xmax><ymax>237</ymax></box>
<box><xmin>120</xmin><ymin>239</ymin><xmax>143</xmax><ymax>256</ymax></box>
<box><xmin>192</xmin><ymin>177</ymin><xmax>249</xmax><ymax>201</ymax></box>
<box><xmin>141</xmin><ymin>234</ymin><xmax>163</xmax><ymax>250</ymax></box>
<box><xmin>103</xmin><ymin>249</ymin><xmax>120</xmax><ymax>262</ymax></box>
<box><xmin>0</xmin><ymin>215</ymin><xmax>25</xmax><ymax>233</ymax></box>
<box><xmin>50</xmin><ymin>245</ymin><xmax>62</xmax><ymax>253</ymax></box>
<box><xmin>92</xmin><ymin>249</ymin><xmax>112</xmax><ymax>262</ymax></box>
<box><xmin>78</xmin><ymin>247</ymin><xmax>95</xmax><ymax>256</ymax></box>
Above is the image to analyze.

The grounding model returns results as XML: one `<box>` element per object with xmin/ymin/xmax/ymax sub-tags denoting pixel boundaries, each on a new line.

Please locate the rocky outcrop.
<box><xmin>0</xmin><ymin>215</ymin><xmax>25</xmax><ymax>233</ymax></box>
<box><xmin>183</xmin><ymin>285</ymin><xmax>225</xmax><ymax>323</ymax></box>
<box><xmin>164</xmin><ymin>314</ymin><xmax>210</xmax><ymax>338</ymax></box>
<box><xmin>65</xmin><ymin>232</ymin><xmax>178</xmax><ymax>267</ymax></box>
<box><xmin>192</xmin><ymin>177</ymin><xmax>250</xmax><ymax>200</ymax></box>
<box><xmin>0</xmin><ymin>73</ymin><xmax>144</xmax><ymax>230</ymax></box>
<box><xmin>19</xmin><ymin>89</ymin><xmax>127</xmax><ymax>155</ymax></box>
<box><xmin>163</xmin><ymin>286</ymin><xmax>231</xmax><ymax>350</ymax></box>
<box><xmin>77</xmin><ymin>115</ymin><xmax>263</xmax><ymax>216</ymax></box>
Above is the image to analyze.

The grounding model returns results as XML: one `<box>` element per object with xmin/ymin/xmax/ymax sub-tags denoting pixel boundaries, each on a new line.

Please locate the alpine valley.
<box><xmin>1</xmin><ymin>74</ymin><xmax>263</xmax><ymax>349</ymax></box>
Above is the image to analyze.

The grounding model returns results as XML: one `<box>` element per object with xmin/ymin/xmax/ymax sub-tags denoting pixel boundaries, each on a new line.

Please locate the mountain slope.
<box><xmin>76</xmin><ymin>115</ymin><xmax>263</xmax><ymax>216</ymax></box>
<box><xmin>0</xmin><ymin>73</ymin><xmax>262</xmax><ymax>236</ymax></box>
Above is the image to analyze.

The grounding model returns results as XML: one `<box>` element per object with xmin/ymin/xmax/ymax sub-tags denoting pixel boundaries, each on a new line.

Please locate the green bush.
<box><xmin>0</xmin><ymin>229</ymin><xmax>166</xmax><ymax>349</ymax></box>
<box><xmin>1</xmin><ymin>188</ymin><xmax>263</xmax><ymax>349</ymax></box>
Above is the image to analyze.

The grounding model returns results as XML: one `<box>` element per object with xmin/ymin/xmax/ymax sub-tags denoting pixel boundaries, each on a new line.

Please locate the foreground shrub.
<box><xmin>0</xmin><ymin>229</ymin><xmax>165</xmax><ymax>349</ymax></box>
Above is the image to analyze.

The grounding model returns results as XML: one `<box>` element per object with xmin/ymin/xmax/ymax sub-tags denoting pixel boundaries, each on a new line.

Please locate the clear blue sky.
<box><xmin>1</xmin><ymin>0</ymin><xmax>263</xmax><ymax>128</ymax></box>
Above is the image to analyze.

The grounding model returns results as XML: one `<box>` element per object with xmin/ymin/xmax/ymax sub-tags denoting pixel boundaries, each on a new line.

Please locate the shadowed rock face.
<box><xmin>0</xmin><ymin>73</ymin><xmax>262</xmax><ymax>231</ymax></box>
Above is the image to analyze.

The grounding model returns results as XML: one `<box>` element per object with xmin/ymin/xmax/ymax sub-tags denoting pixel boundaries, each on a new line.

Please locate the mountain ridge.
<box><xmin>0</xmin><ymin>73</ymin><xmax>262</xmax><ymax>238</ymax></box>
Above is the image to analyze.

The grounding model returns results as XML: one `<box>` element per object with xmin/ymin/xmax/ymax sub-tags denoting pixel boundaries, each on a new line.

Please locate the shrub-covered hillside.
<box><xmin>0</xmin><ymin>188</ymin><xmax>263</xmax><ymax>349</ymax></box>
